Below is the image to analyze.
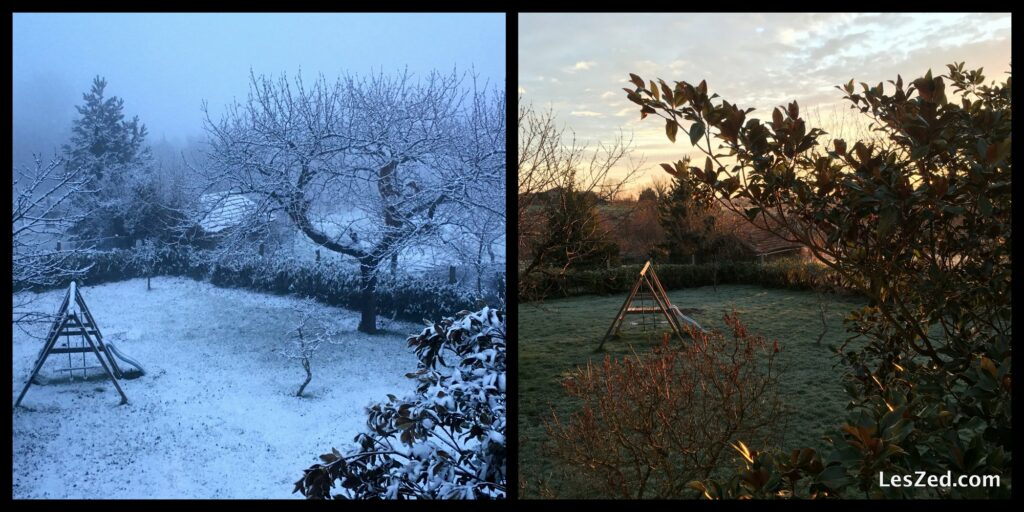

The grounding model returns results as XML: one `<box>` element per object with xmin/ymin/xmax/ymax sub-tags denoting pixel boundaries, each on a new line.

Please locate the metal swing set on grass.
<box><xmin>15</xmin><ymin>281</ymin><xmax>145</xmax><ymax>407</ymax></box>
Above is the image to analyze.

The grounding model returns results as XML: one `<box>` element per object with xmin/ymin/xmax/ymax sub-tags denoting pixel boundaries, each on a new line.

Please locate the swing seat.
<box><xmin>55</xmin><ymin>366</ymin><xmax>103</xmax><ymax>373</ymax></box>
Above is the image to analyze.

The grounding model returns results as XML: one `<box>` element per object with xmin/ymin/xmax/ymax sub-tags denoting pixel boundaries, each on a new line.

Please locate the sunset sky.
<box><xmin>519</xmin><ymin>12</ymin><xmax>1011</xmax><ymax>191</ymax></box>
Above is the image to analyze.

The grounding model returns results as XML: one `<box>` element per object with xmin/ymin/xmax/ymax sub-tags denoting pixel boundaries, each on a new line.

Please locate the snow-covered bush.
<box><xmin>293</xmin><ymin>307</ymin><xmax>506</xmax><ymax>499</ymax></box>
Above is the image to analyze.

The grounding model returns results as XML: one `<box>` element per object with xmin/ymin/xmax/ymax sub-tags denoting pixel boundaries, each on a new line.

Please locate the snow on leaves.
<box><xmin>293</xmin><ymin>307</ymin><xmax>506</xmax><ymax>499</ymax></box>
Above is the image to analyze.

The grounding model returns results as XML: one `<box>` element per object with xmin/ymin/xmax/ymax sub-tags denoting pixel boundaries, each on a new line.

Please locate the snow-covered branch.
<box><xmin>12</xmin><ymin>156</ymin><xmax>96</xmax><ymax>319</ymax></box>
<box><xmin>200</xmin><ymin>69</ymin><xmax>506</xmax><ymax>332</ymax></box>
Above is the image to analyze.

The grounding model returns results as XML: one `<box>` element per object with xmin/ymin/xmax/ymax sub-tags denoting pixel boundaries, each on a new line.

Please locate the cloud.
<box><xmin>518</xmin><ymin>13</ymin><xmax>1010</xmax><ymax>182</ymax></box>
<box><xmin>564</xmin><ymin>60</ymin><xmax>596</xmax><ymax>73</ymax></box>
<box><xmin>777</xmin><ymin>27</ymin><xmax>803</xmax><ymax>45</ymax></box>
<box><xmin>668</xmin><ymin>60</ymin><xmax>688</xmax><ymax>73</ymax></box>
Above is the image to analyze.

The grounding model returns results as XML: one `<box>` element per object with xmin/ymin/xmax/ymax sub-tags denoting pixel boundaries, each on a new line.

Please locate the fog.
<box><xmin>12</xmin><ymin>13</ymin><xmax>506</xmax><ymax>168</ymax></box>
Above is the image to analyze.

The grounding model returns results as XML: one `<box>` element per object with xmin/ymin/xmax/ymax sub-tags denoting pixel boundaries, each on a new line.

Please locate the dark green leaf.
<box><xmin>689</xmin><ymin>120</ymin><xmax>705</xmax><ymax>145</ymax></box>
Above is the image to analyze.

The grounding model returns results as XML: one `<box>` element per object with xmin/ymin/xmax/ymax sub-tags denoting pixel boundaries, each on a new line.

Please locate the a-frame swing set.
<box><xmin>15</xmin><ymin>281</ymin><xmax>145</xmax><ymax>407</ymax></box>
<box><xmin>597</xmin><ymin>260</ymin><xmax>707</xmax><ymax>351</ymax></box>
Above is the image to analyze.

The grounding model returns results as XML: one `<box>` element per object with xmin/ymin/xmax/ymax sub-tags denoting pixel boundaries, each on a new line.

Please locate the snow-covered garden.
<box><xmin>13</xmin><ymin>277</ymin><xmax>506</xmax><ymax>498</ymax></box>
<box><xmin>12</xmin><ymin>278</ymin><xmax>418</xmax><ymax>498</ymax></box>
<box><xmin>12</xmin><ymin>13</ymin><xmax>506</xmax><ymax>500</ymax></box>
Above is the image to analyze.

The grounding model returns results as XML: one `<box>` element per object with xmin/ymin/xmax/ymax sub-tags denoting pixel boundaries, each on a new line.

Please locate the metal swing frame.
<box><xmin>15</xmin><ymin>281</ymin><xmax>129</xmax><ymax>406</ymax></box>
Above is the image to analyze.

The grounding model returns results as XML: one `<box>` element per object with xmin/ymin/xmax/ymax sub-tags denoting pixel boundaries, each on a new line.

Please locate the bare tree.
<box><xmin>517</xmin><ymin>100</ymin><xmax>643</xmax><ymax>299</ymax></box>
<box><xmin>131</xmin><ymin>238</ymin><xmax>158</xmax><ymax>291</ymax></box>
<box><xmin>648</xmin><ymin>175</ymin><xmax>671</xmax><ymax>201</ymax></box>
<box><xmin>278</xmin><ymin>299</ymin><xmax>337</xmax><ymax>397</ymax></box>
<box><xmin>443</xmin><ymin>211</ymin><xmax>505</xmax><ymax>296</ymax></box>
<box><xmin>439</xmin><ymin>82</ymin><xmax>506</xmax><ymax>296</ymax></box>
<box><xmin>12</xmin><ymin>156</ymin><xmax>95</xmax><ymax>327</ymax></box>
<box><xmin>201</xmin><ymin>69</ymin><xmax>503</xmax><ymax>333</ymax></box>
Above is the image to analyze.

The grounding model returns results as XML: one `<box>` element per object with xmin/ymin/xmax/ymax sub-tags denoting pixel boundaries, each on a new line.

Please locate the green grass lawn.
<box><xmin>518</xmin><ymin>284</ymin><xmax>866</xmax><ymax>498</ymax></box>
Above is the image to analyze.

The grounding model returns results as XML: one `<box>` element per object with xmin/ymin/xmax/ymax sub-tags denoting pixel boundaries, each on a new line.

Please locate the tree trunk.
<box><xmin>147</xmin><ymin>275</ymin><xmax>151</xmax><ymax>291</ymax></box>
<box><xmin>358</xmin><ymin>259</ymin><xmax>378</xmax><ymax>334</ymax></box>
<box><xmin>390</xmin><ymin>253</ymin><xmax>398</xmax><ymax>275</ymax></box>
<box><xmin>297</xmin><ymin>356</ymin><xmax>312</xmax><ymax>397</ymax></box>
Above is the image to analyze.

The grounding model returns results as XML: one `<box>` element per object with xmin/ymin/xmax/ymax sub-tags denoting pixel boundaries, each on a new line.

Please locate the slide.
<box><xmin>105</xmin><ymin>343</ymin><xmax>146</xmax><ymax>377</ymax></box>
<box><xmin>669</xmin><ymin>305</ymin><xmax>707</xmax><ymax>334</ymax></box>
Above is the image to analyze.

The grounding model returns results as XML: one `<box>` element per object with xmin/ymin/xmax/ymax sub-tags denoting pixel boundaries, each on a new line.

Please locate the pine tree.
<box><xmin>657</xmin><ymin>175</ymin><xmax>713</xmax><ymax>264</ymax></box>
<box><xmin>63</xmin><ymin>76</ymin><xmax>149</xmax><ymax>182</ymax></box>
<box><xmin>62</xmin><ymin>76</ymin><xmax>153</xmax><ymax>249</ymax></box>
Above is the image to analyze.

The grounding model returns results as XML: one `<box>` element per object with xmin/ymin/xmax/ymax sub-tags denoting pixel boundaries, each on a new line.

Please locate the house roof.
<box><xmin>198</xmin><ymin>192</ymin><xmax>257</xmax><ymax>233</ymax></box>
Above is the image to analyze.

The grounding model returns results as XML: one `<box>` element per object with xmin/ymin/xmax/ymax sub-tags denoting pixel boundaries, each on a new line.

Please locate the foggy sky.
<box><xmin>519</xmin><ymin>13</ymin><xmax>1012</xmax><ymax>188</ymax></box>
<box><xmin>12</xmin><ymin>13</ymin><xmax>506</xmax><ymax>166</ymax></box>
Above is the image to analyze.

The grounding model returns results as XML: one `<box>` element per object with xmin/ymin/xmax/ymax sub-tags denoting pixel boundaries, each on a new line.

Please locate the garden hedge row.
<box><xmin>522</xmin><ymin>258</ymin><xmax>844</xmax><ymax>300</ymax></box>
<box><xmin>27</xmin><ymin>247</ymin><xmax>479</xmax><ymax>324</ymax></box>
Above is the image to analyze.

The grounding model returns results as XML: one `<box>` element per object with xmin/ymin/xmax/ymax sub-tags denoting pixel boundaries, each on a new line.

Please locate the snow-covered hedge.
<box><xmin>28</xmin><ymin>247</ymin><xmax>478</xmax><ymax>323</ymax></box>
<box><xmin>294</xmin><ymin>307</ymin><xmax>506</xmax><ymax>499</ymax></box>
<box><xmin>207</xmin><ymin>254</ymin><xmax>478</xmax><ymax>323</ymax></box>
<box><xmin>14</xmin><ymin>246</ymin><xmax>208</xmax><ymax>290</ymax></box>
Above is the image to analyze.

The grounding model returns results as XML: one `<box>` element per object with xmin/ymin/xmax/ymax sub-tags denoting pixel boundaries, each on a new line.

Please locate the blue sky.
<box><xmin>519</xmin><ymin>13</ymin><xmax>1011</xmax><ymax>188</ymax></box>
<box><xmin>13</xmin><ymin>13</ymin><xmax>505</xmax><ymax>160</ymax></box>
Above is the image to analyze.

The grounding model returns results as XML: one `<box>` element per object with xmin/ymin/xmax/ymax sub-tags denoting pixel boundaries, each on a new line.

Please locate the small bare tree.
<box><xmin>279</xmin><ymin>299</ymin><xmax>338</xmax><ymax>397</ymax></box>
<box><xmin>814</xmin><ymin>290</ymin><xmax>832</xmax><ymax>347</ymax></box>
<box><xmin>517</xmin><ymin>101</ymin><xmax>643</xmax><ymax>300</ymax></box>
<box><xmin>131</xmin><ymin>238</ymin><xmax>159</xmax><ymax>291</ymax></box>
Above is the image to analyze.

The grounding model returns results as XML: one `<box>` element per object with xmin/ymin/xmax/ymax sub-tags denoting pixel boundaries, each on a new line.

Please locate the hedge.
<box><xmin>521</xmin><ymin>258</ymin><xmax>847</xmax><ymax>300</ymax></box>
<box><xmin>22</xmin><ymin>247</ymin><xmax>478</xmax><ymax>324</ymax></box>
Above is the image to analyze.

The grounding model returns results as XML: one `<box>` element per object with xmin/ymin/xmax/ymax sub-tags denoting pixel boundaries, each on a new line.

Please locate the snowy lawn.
<box><xmin>11</xmin><ymin>277</ymin><xmax>419</xmax><ymax>498</ymax></box>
